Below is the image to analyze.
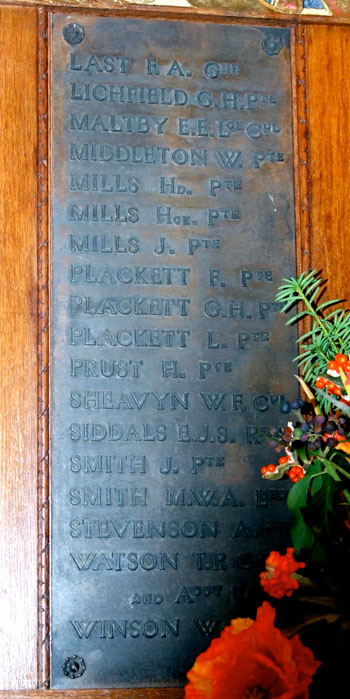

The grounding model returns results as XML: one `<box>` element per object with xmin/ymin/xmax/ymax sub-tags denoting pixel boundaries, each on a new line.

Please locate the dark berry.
<box><xmin>300</xmin><ymin>434</ymin><xmax>308</xmax><ymax>442</ymax></box>
<box><xmin>325</xmin><ymin>422</ymin><xmax>336</xmax><ymax>433</ymax></box>
<box><xmin>326</xmin><ymin>438</ymin><xmax>335</xmax><ymax>448</ymax></box>
<box><xmin>281</xmin><ymin>402</ymin><xmax>291</xmax><ymax>414</ymax></box>
<box><xmin>301</xmin><ymin>423</ymin><xmax>310</xmax><ymax>433</ymax></box>
<box><xmin>301</xmin><ymin>402</ymin><xmax>314</xmax><ymax>414</ymax></box>
<box><xmin>290</xmin><ymin>400</ymin><xmax>301</xmax><ymax>410</ymax></box>
<box><xmin>315</xmin><ymin>416</ymin><xmax>326</xmax><ymax>424</ymax></box>
<box><xmin>337</xmin><ymin>428</ymin><xmax>345</xmax><ymax>436</ymax></box>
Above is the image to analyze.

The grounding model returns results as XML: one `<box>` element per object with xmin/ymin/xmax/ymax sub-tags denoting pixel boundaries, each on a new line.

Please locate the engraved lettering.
<box><xmin>70</xmin><ymin>113</ymin><xmax>168</xmax><ymax>134</ymax></box>
<box><xmin>69</xmin><ymin>234</ymin><xmax>139</xmax><ymax>253</ymax></box>
<box><xmin>69</xmin><ymin>143</ymin><xmax>209</xmax><ymax>165</ymax></box>
<box><xmin>51</xmin><ymin>18</ymin><xmax>296</xmax><ymax>682</ymax></box>
<box><xmin>70</xmin><ymin>551</ymin><xmax>178</xmax><ymax>571</ymax></box>
<box><xmin>192</xmin><ymin>552</ymin><xmax>227</xmax><ymax>571</ymax></box>
<box><xmin>70</xmin><ymin>173</ymin><xmax>139</xmax><ymax>192</ymax></box>
<box><xmin>71</xmin><ymin>618</ymin><xmax>179</xmax><ymax>638</ymax></box>
<box><xmin>193</xmin><ymin>619</ymin><xmax>220</xmax><ymax>636</ymax></box>
<box><xmin>70</xmin><ymin>54</ymin><xmax>130</xmax><ymax>74</ymax></box>
<box><xmin>70</xmin><ymin>204</ymin><xmax>139</xmax><ymax>223</ymax></box>
<box><xmin>174</xmin><ymin>585</ymin><xmax>222</xmax><ymax>603</ymax></box>
<box><xmin>166</xmin><ymin>489</ymin><xmax>239</xmax><ymax>507</ymax></box>
<box><xmin>70</xmin><ymin>391</ymin><xmax>188</xmax><ymax>410</ymax></box>
<box><xmin>70</xmin><ymin>519</ymin><xmax>218</xmax><ymax>539</ymax></box>
<box><xmin>130</xmin><ymin>593</ymin><xmax>164</xmax><ymax>605</ymax></box>
<box><xmin>70</xmin><ymin>82</ymin><xmax>188</xmax><ymax>105</ymax></box>
<box><xmin>69</xmin><ymin>423</ymin><xmax>167</xmax><ymax>442</ymax></box>
<box><xmin>69</xmin><ymin>264</ymin><xmax>190</xmax><ymax>285</ymax></box>
<box><xmin>69</xmin><ymin>296</ymin><xmax>190</xmax><ymax>317</ymax></box>
<box><xmin>70</xmin><ymin>359</ymin><xmax>143</xmax><ymax>378</ymax></box>
<box><xmin>69</xmin><ymin>328</ymin><xmax>190</xmax><ymax>348</ymax></box>
<box><xmin>70</xmin><ymin>454</ymin><xmax>147</xmax><ymax>475</ymax></box>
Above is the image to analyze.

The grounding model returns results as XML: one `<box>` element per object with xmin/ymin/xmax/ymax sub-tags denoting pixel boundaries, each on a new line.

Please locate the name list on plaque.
<box><xmin>51</xmin><ymin>15</ymin><xmax>297</xmax><ymax>688</ymax></box>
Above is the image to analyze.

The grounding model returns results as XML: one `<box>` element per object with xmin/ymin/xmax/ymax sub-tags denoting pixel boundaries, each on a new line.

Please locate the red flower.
<box><xmin>185</xmin><ymin>602</ymin><xmax>320</xmax><ymax>699</ymax></box>
<box><xmin>260</xmin><ymin>548</ymin><xmax>305</xmax><ymax>599</ymax></box>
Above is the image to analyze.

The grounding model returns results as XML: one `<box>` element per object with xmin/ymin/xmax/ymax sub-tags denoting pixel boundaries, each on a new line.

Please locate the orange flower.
<box><xmin>185</xmin><ymin>602</ymin><xmax>320</xmax><ymax>699</ymax></box>
<box><xmin>260</xmin><ymin>548</ymin><xmax>305</xmax><ymax>599</ymax></box>
<box><xmin>336</xmin><ymin>439</ymin><xmax>350</xmax><ymax>454</ymax></box>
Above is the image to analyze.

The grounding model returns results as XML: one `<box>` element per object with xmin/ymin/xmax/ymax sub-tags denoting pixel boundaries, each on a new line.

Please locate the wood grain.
<box><xmin>0</xmin><ymin>0</ymin><xmax>348</xmax><ymax>26</ymax></box>
<box><xmin>306</xmin><ymin>25</ymin><xmax>350</xmax><ymax>300</ymax></box>
<box><xmin>37</xmin><ymin>6</ymin><xmax>50</xmax><ymax>691</ymax></box>
<box><xmin>0</xmin><ymin>6</ymin><xmax>38</xmax><ymax>690</ymax></box>
<box><xmin>0</xmin><ymin>9</ymin><xmax>349</xmax><ymax>695</ymax></box>
<box><xmin>0</xmin><ymin>0</ymin><xmax>327</xmax><ymax>23</ymax></box>
<box><xmin>0</xmin><ymin>691</ymin><xmax>184</xmax><ymax>698</ymax></box>
<box><xmin>292</xmin><ymin>25</ymin><xmax>312</xmax><ymax>278</ymax></box>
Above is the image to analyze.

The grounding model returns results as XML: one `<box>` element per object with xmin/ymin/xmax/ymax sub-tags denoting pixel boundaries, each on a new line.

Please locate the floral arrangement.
<box><xmin>186</xmin><ymin>600</ymin><xmax>320</xmax><ymax>699</ymax></box>
<box><xmin>185</xmin><ymin>272</ymin><xmax>350</xmax><ymax>698</ymax></box>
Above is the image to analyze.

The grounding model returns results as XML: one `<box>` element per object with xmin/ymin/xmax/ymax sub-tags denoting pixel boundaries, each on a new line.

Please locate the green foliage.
<box><xmin>314</xmin><ymin>388</ymin><xmax>350</xmax><ymax>417</ymax></box>
<box><xmin>287</xmin><ymin>466</ymin><xmax>316</xmax><ymax>554</ymax></box>
<box><xmin>265</xmin><ymin>272</ymin><xmax>350</xmax><ymax>571</ymax></box>
<box><xmin>275</xmin><ymin>271</ymin><xmax>350</xmax><ymax>392</ymax></box>
<box><xmin>287</xmin><ymin>458</ymin><xmax>346</xmax><ymax>563</ymax></box>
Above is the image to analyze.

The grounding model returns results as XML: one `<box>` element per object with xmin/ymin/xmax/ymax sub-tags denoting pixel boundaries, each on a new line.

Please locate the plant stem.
<box><xmin>341</xmin><ymin>489</ymin><xmax>350</xmax><ymax>504</ymax></box>
<box><xmin>318</xmin><ymin>455</ymin><xmax>350</xmax><ymax>481</ymax></box>
<box><xmin>297</xmin><ymin>285</ymin><xmax>338</xmax><ymax>353</ymax></box>
<box><xmin>315</xmin><ymin>455</ymin><xmax>350</xmax><ymax>503</ymax></box>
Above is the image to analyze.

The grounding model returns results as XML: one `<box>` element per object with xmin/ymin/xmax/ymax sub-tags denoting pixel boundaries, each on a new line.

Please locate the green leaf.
<box><xmin>297</xmin><ymin>329</ymin><xmax>320</xmax><ymax>342</ymax></box>
<box><xmin>287</xmin><ymin>467</ymin><xmax>318</xmax><ymax>554</ymax></box>
<box><xmin>314</xmin><ymin>389</ymin><xmax>350</xmax><ymax>416</ymax></box>
<box><xmin>301</xmin><ymin>474</ymin><xmax>343</xmax><ymax>555</ymax></box>
<box><xmin>318</xmin><ymin>299</ymin><xmax>341</xmax><ymax>311</ymax></box>
<box><xmin>310</xmin><ymin>541</ymin><xmax>327</xmax><ymax>564</ymax></box>
<box><xmin>281</xmin><ymin>300</ymin><xmax>299</xmax><ymax>313</ymax></box>
<box><xmin>323</xmin><ymin>461</ymin><xmax>340</xmax><ymax>482</ymax></box>
<box><xmin>295</xmin><ymin>445</ymin><xmax>309</xmax><ymax>464</ymax></box>
<box><xmin>309</xmin><ymin>286</ymin><xmax>323</xmax><ymax>305</ymax></box>
<box><xmin>310</xmin><ymin>473</ymin><xmax>324</xmax><ymax>497</ymax></box>
<box><xmin>331</xmin><ymin>451</ymin><xmax>350</xmax><ymax>474</ymax></box>
<box><xmin>324</xmin><ymin>310</ymin><xmax>348</xmax><ymax>321</ymax></box>
<box><xmin>290</xmin><ymin>512</ymin><xmax>315</xmax><ymax>555</ymax></box>
<box><xmin>285</xmin><ymin>312</ymin><xmax>308</xmax><ymax>326</ymax></box>
<box><xmin>286</xmin><ymin>462</ymin><xmax>330</xmax><ymax>555</ymax></box>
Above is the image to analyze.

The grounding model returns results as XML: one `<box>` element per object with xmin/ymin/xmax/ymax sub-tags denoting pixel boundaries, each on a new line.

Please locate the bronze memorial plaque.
<box><xmin>51</xmin><ymin>15</ymin><xmax>297</xmax><ymax>688</ymax></box>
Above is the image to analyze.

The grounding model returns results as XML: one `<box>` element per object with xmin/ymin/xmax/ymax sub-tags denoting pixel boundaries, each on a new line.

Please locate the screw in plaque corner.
<box><xmin>63</xmin><ymin>23</ymin><xmax>85</xmax><ymax>46</ymax></box>
<box><xmin>261</xmin><ymin>34</ymin><xmax>283</xmax><ymax>56</ymax></box>
<box><xmin>62</xmin><ymin>655</ymin><xmax>86</xmax><ymax>679</ymax></box>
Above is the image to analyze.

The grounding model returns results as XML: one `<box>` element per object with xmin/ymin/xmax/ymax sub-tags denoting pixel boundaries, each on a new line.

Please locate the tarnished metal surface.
<box><xmin>51</xmin><ymin>16</ymin><xmax>296</xmax><ymax>688</ymax></box>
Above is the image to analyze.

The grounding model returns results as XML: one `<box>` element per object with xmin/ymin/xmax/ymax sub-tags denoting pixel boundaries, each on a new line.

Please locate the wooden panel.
<box><xmin>0</xmin><ymin>6</ymin><xmax>38</xmax><ymax>690</ymax></box>
<box><xmin>293</xmin><ymin>25</ymin><xmax>312</xmax><ymax>279</ymax></box>
<box><xmin>1</xmin><ymin>0</ymin><xmax>350</xmax><ymax>25</ymax></box>
<box><xmin>0</xmin><ymin>691</ymin><xmax>183</xmax><ymax>698</ymax></box>
<box><xmin>306</xmin><ymin>25</ymin><xmax>350</xmax><ymax>298</ymax></box>
<box><xmin>37</xmin><ymin>8</ymin><xmax>50</xmax><ymax>689</ymax></box>
<box><xmin>0</xmin><ymin>11</ymin><xmax>349</xmax><ymax>695</ymax></box>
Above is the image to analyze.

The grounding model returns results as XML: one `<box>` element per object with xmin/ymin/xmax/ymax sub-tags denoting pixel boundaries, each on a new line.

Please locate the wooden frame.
<box><xmin>3</xmin><ymin>0</ymin><xmax>350</xmax><ymax>24</ymax></box>
<box><xmin>1</xmin><ymin>3</ymin><xmax>350</xmax><ymax>694</ymax></box>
